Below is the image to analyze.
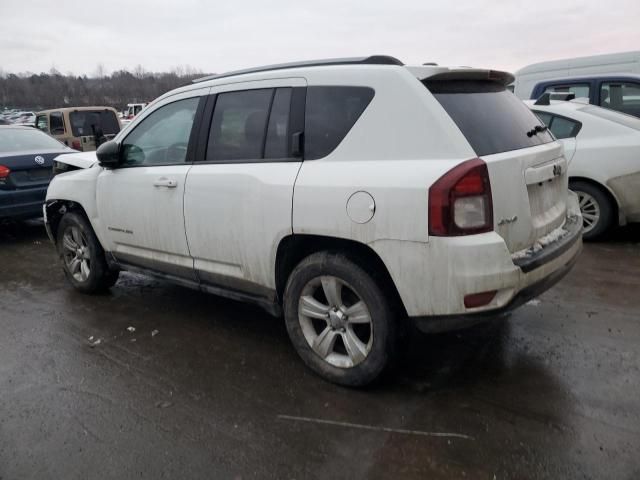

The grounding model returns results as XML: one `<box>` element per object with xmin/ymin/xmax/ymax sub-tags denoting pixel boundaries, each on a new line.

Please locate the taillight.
<box><xmin>429</xmin><ymin>158</ymin><xmax>493</xmax><ymax>236</ymax></box>
<box><xmin>71</xmin><ymin>139</ymin><xmax>82</xmax><ymax>151</ymax></box>
<box><xmin>0</xmin><ymin>165</ymin><xmax>10</xmax><ymax>179</ymax></box>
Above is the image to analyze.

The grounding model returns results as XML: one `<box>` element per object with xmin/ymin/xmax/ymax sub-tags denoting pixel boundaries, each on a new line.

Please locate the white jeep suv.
<box><xmin>45</xmin><ymin>56</ymin><xmax>582</xmax><ymax>386</ymax></box>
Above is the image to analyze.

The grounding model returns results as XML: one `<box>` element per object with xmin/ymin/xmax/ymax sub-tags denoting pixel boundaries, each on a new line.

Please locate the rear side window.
<box><xmin>207</xmin><ymin>88</ymin><xmax>294</xmax><ymax>161</ymax></box>
<box><xmin>425</xmin><ymin>80</ymin><xmax>554</xmax><ymax>156</ymax></box>
<box><xmin>69</xmin><ymin>110</ymin><xmax>120</xmax><ymax>137</ymax></box>
<box><xmin>50</xmin><ymin>112</ymin><xmax>65</xmax><ymax>134</ymax></box>
<box><xmin>532</xmin><ymin>110</ymin><xmax>582</xmax><ymax>139</ymax></box>
<box><xmin>600</xmin><ymin>82</ymin><xmax>640</xmax><ymax>117</ymax></box>
<box><xmin>304</xmin><ymin>86</ymin><xmax>374</xmax><ymax>160</ymax></box>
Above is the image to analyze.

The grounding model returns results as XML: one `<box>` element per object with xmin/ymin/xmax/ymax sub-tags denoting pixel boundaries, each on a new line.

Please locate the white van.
<box><xmin>513</xmin><ymin>51</ymin><xmax>640</xmax><ymax>100</ymax></box>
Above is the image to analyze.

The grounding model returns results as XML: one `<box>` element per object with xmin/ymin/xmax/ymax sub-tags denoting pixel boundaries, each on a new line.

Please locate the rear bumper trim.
<box><xmin>410</xmin><ymin>248</ymin><xmax>580</xmax><ymax>333</ymax></box>
<box><xmin>512</xmin><ymin>216</ymin><xmax>582</xmax><ymax>273</ymax></box>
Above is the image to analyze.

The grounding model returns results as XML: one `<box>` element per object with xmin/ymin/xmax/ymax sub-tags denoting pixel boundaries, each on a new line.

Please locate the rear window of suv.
<box><xmin>425</xmin><ymin>80</ymin><xmax>554</xmax><ymax>156</ymax></box>
<box><xmin>69</xmin><ymin>110</ymin><xmax>120</xmax><ymax>137</ymax></box>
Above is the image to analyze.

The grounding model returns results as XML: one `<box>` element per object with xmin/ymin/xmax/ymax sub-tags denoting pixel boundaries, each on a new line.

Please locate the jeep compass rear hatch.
<box><xmin>424</xmin><ymin>74</ymin><xmax>568</xmax><ymax>253</ymax></box>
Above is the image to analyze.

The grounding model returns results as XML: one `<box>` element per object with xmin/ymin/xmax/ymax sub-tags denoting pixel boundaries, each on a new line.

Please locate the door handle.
<box><xmin>153</xmin><ymin>177</ymin><xmax>177</xmax><ymax>188</ymax></box>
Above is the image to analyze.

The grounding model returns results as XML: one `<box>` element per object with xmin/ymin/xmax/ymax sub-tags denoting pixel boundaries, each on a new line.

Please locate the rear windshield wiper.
<box><xmin>526</xmin><ymin>124</ymin><xmax>548</xmax><ymax>137</ymax></box>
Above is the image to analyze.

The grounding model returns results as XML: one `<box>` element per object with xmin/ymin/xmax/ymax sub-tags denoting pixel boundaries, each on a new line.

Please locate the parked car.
<box><xmin>35</xmin><ymin>107</ymin><xmax>121</xmax><ymax>152</ymax></box>
<box><xmin>526</xmin><ymin>96</ymin><xmax>640</xmax><ymax>239</ymax></box>
<box><xmin>45</xmin><ymin>56</ymin><xmax>582</xmax><ymax>386</ymax></box>
<box><xmin>124</xmin><ymin>103</ymin><xmax>147</xmax><ymax>120</ymax></box>
<box><xmin>7</xmin><ymin>111</ymin><xmax>36</xmax><ymax>126</ymax></box>
<box><xmin>512</xmin><ymin>51</ymin><xmax>640</xmax><ymax>100</ymax></box>
<box><xmin>0</xmin><ymin>125</ymin><xmax>73</xmax><ymax>220</ymax></box>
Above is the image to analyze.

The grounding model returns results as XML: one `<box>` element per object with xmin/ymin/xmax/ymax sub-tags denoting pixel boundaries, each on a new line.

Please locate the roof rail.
<box><xmin>192</xmin><ymin>55</ymin><xmax>404</xmax><ymax>83</ymax></box>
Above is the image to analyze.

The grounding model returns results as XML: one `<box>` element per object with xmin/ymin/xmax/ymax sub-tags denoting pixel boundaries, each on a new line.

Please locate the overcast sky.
<box><xmin>1</xmin><ymin>0</ymin><xmax>638</xmax><ymax>76</ymax></box>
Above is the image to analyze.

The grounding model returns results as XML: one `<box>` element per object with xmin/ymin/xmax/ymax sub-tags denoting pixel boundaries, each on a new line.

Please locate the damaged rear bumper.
<box><xmin>410</xmin><ymin>213</ymin><xmax>583</xmax><ymax>334</ymax></box>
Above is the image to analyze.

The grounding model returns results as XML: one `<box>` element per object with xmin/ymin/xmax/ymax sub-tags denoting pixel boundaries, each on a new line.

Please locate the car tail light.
<box><xmin>429</xmin><ymin>158</ymin><xmax>493</xmax><ymax>236</ymax></box>
<box><xmin>0</xmin><ymin>165</ymin><xmax>10</xmax><ymax>179</ymax></box>
<box><xmin>71</xmin><ymin>139</ymin><xmax>82</xmax><ymax>151</ymax></box>
<box><xmin>464</xmin><ymin>290</ymin><xmax>497</xmax><ymax>308</ymax></box>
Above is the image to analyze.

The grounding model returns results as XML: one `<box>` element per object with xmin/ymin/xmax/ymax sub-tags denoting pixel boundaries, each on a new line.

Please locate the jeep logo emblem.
<box><xmin>553</xmin><ymin>164</ymin><xmax>562</xmax><ymax>177</ymax></box>
<box><xmin>34</xmin><ymin>155</ymin><xmax>45</xmax><ymax>165</ymax></box>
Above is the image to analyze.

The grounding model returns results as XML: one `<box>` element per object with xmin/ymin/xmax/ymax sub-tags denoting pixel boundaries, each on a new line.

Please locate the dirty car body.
<box><xmin>44</xmin><ymin>56</ymin><xmax>582</xmax><ymax>386</ymax></box>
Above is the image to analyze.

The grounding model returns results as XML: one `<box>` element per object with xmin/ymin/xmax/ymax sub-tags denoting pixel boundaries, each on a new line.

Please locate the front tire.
<box><xmin>570</xmin><ymin>180</ymin><xmax>614</xmax><ymax>241</ymax></box>
<box><xmin>283</xmin><ymin>252</ymin><xmax>396</xmax><ymax>387</ymax></box>
<box><xmin>57</xmin><ymin>212</ymin><xmax>119</xmax><ymax>293</ymax></box>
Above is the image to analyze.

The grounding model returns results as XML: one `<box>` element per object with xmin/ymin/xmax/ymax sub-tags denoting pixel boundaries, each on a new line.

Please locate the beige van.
<box><xmin>35</xmin><ymin>107</ymin><xmax>121</xmax><ymax>151</ymax></box>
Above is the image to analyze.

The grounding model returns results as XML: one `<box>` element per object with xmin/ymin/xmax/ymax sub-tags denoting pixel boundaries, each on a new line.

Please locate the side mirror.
<box><xmin>96</xmin><ymin>140</ymin><xmax>122</xmax><ymax>168</ymax></box>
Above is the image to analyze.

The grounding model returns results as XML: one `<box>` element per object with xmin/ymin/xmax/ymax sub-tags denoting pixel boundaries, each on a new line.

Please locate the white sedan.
<box><xmin>526</xmin><ymin>98</ymin><xmax>640</xmax><ymax>239</ymax></box>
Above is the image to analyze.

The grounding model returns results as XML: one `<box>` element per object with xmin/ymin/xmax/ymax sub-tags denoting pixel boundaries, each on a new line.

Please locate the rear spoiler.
<box><xmin>417</xmin><ymin>68</ymin><xmax>515</xmax><ymax>86</ymax></box>
<box><xmin>534</xmin><ymin>92</ymin><xmax>576</xmax><ymax>105</ymax></box>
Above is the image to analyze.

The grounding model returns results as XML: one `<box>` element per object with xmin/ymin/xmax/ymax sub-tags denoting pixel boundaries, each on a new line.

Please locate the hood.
<box><xmin>54</xmin><ymin>151</ymin><xmax>98</xmax><ymax>169</ymax></box>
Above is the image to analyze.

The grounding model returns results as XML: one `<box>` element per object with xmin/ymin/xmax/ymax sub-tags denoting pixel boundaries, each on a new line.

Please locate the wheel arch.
<box><xmin>569</xmin><ymin>176</ymin><xmax>623</xmax><ymax>226</ymax></box>
<box><xmin>45</xmin><ymin>200</ymin><xmax>92</xmax><ymax>245</ymax></box>
<box><xmin>275</xmin><ymin>234</ymin><xmax>407</xmax><ymax>317</ymax></box>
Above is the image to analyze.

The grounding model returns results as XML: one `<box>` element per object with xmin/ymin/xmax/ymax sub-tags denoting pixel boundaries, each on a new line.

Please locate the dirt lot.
<box><xmin>1</xmin><ymin>219</ymin><xmax>639</xmax><ymax>480</ymax></box>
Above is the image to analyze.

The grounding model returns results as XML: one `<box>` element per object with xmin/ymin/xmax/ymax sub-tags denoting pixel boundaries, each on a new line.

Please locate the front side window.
<box><xmin>600</xmin><ymin>82</ymin><xmax>640</xmax><ymax>117</ymax></box>
<box><xmin>304</xmin><ymin>86</ymin><xmax>374</xmax><ymax>160</ymax></box>
<box><xmin>122</xmin><ymin>97</ymin><xmax>199</xmax><ymax>166</ymax></box>
<box><xmin>543</xmin><ymin>83</ymin><xmax>590</xmax><ymax>99</ymax></box>
<box><xmin>35</xmin><ymin>115</ymin><xmax>48</xmax><ymax>132</ymax></box>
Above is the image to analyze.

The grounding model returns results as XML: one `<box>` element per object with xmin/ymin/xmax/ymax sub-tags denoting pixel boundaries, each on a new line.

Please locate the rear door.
<box><xmin>426</xmin><ymin>78</ymin><xmax>568</xmax><ymax>252</ymax></box>
<box><xmin>184</xmin><ymin>78</ymin><xmax>306</xmax><ymax>297</ymax></box>
<box><xmin>96</xmin><ymin>91</ymin><xmax>206</xmax><ymax>280</ymax></box>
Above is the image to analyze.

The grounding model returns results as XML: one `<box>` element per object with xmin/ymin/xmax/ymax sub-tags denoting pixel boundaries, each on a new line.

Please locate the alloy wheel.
<box><xmin>577</xmin><ymin>190</ymin><xmax>601</xmax><ymax>234</ymax></box>
<box><xmin>62</xmin><ymin>226</ymin><xmax>91</xmax><ymax>282</ymax></box>
<box><xmin>298</xmin><ymin>275</ymin><xmax>373</xmax><ymax>368</ymax></box>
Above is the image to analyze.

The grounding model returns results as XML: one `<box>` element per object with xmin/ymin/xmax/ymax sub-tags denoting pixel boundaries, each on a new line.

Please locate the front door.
<box><xmin>96</xmin><ymin>93</ymin><xmax>204</xmax><ymax>280</ymax></box>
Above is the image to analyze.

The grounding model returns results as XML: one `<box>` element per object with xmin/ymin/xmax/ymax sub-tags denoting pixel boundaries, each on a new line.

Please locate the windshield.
<box><xmin>579</xmin><ymin>105</ymin><xmax>640</xmax><ymax>131</ymax></box>
<box><xmin>69</xmin><ymin>110</ymin><xmax>120</xmax><ymax>137</ymax></box>
<box><xmin>0</xmin><ymin>128</ymin><xmax>65</xmax><ymax>153</ymax></box>
<box><xmin>425</xmin><ymin>79</ymin><xmax>554</xmax><ymax>156</ymax></box>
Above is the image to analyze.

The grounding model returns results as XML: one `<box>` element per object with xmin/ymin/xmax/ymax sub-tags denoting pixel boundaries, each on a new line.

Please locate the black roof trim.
<box><xmin>534</xmin><ymin>92</ymin><xmax>576</xmax><ymax>105</ymax></box>
<box><xmin>192</xmin><ymin>55</ymin><xmax>404</xmax><ymax>83</ymax></box>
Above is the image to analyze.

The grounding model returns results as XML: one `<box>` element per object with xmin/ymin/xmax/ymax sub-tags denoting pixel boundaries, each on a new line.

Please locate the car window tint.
<box><xmin>304</xmin><ymin>86</ymin><xmax>374</xmax><ymax>160</ymax></box>
<box><xmin>122</xmin><ymin>97</ymin><xmax>199</xmax><ymax>166</ymax></box>
<box><xmin>543</xmin><ymin>83</ymin><xmax>590</xmax><ymax>99</ymax></box>
<box><xmin>35</xmin><ymin>115</ymin><xmax>48</xmax><ymax>132</ymax></box>
<box><xmin>264</xmin><ymin>88</ymin><xmax>292</xmax><ymax>159</ymax></box>
<box><xmin>426</xmin><ymin>80</ymin><xmax>553</xmax><ymax>156</ymax></box>
<box><xmin>207</xmin><ymin>89</ymin><xmax>272</xmax><ymax>161</ymax></box>
<box><xmin>50</xmin><ymin>112</ymin><xmax>65</xmax><ymax>134</ymax></box>
<box><xmin>549</xmin><ymin>116</ymin><xmax>579</xmax><ymax>139</ymax></box>
<box><xmin>533</xmin><ymin>111</ymin><xmax>553</xmax><ymax>126</ymax></box>
<box><xmin>69</xmin><ymin>110</ymin><xmax>120</xmax><ymax>137</ymax></box>
<box><xmin>600</xmin><ymin>82</ymin><xmax>640</xmax><ymax>117</ymax></box>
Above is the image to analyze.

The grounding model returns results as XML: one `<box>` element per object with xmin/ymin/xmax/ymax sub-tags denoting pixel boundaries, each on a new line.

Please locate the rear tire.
<box><xmin>570</xmin><ymin>180</ymin><xmax>614</xmax><ymax>241</ymax></box>
<box><xmin>56</xmin><ymin>212</ymin><xmax>119</xmax><ymax>293</ymax></box>
<box><xmin>283</xmin><ymin>252</ymin><xmax>396</xmax><ymax>387</ymax></box>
